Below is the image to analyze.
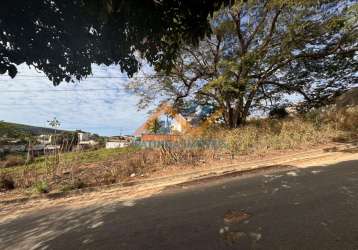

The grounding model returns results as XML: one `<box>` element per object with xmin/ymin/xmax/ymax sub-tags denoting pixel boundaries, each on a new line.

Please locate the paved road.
<box><xmin>1</xmin><ymin>159</ymin><xmax>358</xmax><ymax>250</ymax></box>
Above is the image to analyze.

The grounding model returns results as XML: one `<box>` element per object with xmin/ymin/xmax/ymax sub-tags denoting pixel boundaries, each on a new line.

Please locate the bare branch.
<box><xmin>246</xmin><ymin>0</ymin><xmax>270</xmax><ymax>47</ymax></box>
<box><xmin>258</xmin><ymin>6</ymin><xmax>284</xmax><ymax>53</ymax></box>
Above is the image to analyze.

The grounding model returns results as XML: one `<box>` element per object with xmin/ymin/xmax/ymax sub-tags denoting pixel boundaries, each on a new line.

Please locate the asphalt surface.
<box><xmin>1</xmin><ymin>159</ymin><xmax>358</xmax><ymax>250</ymax></box>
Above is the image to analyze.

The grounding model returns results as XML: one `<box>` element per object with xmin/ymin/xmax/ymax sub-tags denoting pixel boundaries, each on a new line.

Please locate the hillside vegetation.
<box><xmin>0</xmin><ymin>121</ymin><xmax>65</xmax><ymax>140</ymax></box>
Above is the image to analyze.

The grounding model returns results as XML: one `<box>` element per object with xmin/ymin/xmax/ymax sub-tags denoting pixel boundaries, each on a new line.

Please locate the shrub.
<box><xmin>60</xmin><ymin>178</ymin><xmax>85</xmax><ymax>192</ymax></box>
<box><xmin>0</xmin><ymin>175</ymin><xmax>15</xmax><ymax>191</ymax></box>
<box><xmin>72</xmin><ymin>178</ymin><xmax>85</xmax><ymax>189</ymax></box>
<box><xmin>269</xmin><ymin>106</ymin><xmax>289</xmax><ymax>119</ymax></box>
<box><xmin>34</xmin><ymin>180</ymin><xmax>49</xmax><ymax>194</ymax></box>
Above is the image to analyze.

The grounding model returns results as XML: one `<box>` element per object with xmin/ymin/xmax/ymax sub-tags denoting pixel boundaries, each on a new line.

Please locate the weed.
<box><xmin>60</xmin><ymin>178</ymin><xmax>85</xmax><ymax>192</ymax></box>
<box><xmin>33</xmin><ymin>180</ymin><xmax>49</xmax><ymax>194</ymax></box>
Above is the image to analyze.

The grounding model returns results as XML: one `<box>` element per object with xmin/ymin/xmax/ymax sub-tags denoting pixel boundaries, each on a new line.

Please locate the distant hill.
<box><xmin>0</xmin><ymin>121</ymin><xmax>68</xmax><ymax>138</ymax></box>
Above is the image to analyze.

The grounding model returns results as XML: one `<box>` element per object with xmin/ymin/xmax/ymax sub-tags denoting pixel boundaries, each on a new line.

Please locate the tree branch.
<box><xmin>246</xmin><ymin>0</ymin><xmax>270</xmax><ymax>48</ymax></box>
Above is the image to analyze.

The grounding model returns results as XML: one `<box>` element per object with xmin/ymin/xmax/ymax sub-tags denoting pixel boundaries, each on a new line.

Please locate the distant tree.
<box><xmin>146</xmin><ymin>118</ymin><xmax>162</xmax><ymax>134</ymax></box>
<box><xmin>54</xmin><ymin>132</ymin><xmax>79</xmax><ymax>151</ymax></box>
<box><xmin>0</xmin><ymin>0</ymin><xmax>228</xmax><ymax>84</ymax></box>
<box><xmin>47</xmin><ymin>118</ymin><xmax>60</xmax><ymax>130</ymax></box>
<box><xmin>128</xmin><ymin>0</ymin><xmax>357</xmax><ymax>128</ymax></box>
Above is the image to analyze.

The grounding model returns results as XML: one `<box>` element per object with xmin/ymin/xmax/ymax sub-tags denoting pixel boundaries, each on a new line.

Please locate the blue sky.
<box><xmin>0</xmin><ymin>64</ymin><xmax>149</xmax><ymax>136</ymax></box>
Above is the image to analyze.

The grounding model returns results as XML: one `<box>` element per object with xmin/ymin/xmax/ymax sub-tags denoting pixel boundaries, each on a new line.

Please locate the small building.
<box><xmin>78</xmin><ymin>140</ymin><xmax>98</xmax><ymax>146</ymax></box>
<box><xmin>37</xmin><ymin>134</ymin><xmax>52</xmax><ymax>145</ymax></box>
<box><xmin>44</xmin><ymin>145</ymin><xmax>61</xmax><ymax>151</ymax></box>
<box><xmin>76</xmin><ymin>131</ymin><xmax>99</xmax><ymax>149</ymax></box>
<box><xmin>105</xmin><ymin>141</ymin><xmax>129</xmax><ymax>149</ymax></box>
<box><xmin>78</xmin><ymin>132</ymin><xmax>91</xmax><ymax>142</ymax></box>
<box><xmin>105</xmin><ymin>136</ymin><xmax>131</xmax><ymax>149</ymax></box>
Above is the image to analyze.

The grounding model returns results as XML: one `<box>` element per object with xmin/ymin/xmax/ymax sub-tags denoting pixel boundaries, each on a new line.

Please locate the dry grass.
<box><xmin>304</xmin><ymin>105</ymin><xmax>358</xmax><ymax>141</ymax></box>
<box><xmin>0</xmin><ymin>106</ymin><xmax>356</xmax><ymax>195</ymax></box>
<box><xmin>220</xmin><ymin>117</ymin><xmax>340</xmax><ymax>156</ymax></box>
<box><xmin>0</xmin><ymin>154</ymin><xmax>26</xmax><ymax>168</ymax></box>
<box><xmin>0</xmin><ymin>146</ymin><xmax>216</xmax><ymax>193</ymax></box>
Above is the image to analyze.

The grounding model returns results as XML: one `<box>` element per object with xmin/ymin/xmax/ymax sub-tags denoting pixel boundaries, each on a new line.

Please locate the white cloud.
<box><xmin>0</xmin><ymin>64</ymin><xmax>149</xmax><ymax>136</ymax></box>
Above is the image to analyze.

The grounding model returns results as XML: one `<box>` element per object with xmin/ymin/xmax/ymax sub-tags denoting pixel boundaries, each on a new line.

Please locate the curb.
<box><xmin>1</xmin><ymin>142</ymin><xmax>357</xmax><ymax>206</ymax></box>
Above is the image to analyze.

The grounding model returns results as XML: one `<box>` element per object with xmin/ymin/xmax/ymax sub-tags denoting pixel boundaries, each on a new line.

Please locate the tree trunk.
<box><xmin>224</xmin><ymin>106</ymin><xmax>248</xmax><ymax>128</ymax></box>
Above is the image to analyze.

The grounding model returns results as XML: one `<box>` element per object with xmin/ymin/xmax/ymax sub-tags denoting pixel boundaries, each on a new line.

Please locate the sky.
<box><xmin>0</xmin><ymin>64</ymin><xmax>149</xmax><ymax>136</ymax></box>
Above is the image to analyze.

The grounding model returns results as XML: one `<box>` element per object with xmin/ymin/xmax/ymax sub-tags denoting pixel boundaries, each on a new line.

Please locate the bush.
<box><xmin>34</xmin><ymin>180</ymin><xmax>49</xmax><ymax>194</ymax></box>
<box><xmin>60</xmin><ymin>178</ymin><xmax>85</xmax><ymax>192</ymax></box>
<box><xmin>72</xmin><ymin>178</ymin><xmax>85</xmax><ymax>189</ymax></box>
<box><xmin>0</xmin><ymin>175</ymin><xmax>15</xmax><ymax>191</ymax></box>
<box><xmin>269</xmin><ymin>106</ymin><xmax>289</xmax><ymax>119</ymax></box>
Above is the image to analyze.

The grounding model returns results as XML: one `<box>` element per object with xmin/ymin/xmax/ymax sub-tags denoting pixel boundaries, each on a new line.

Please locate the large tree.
<box><xmin>128</xmin><ymin>0</ymin><xmax>358</xmax><ymax>128</ymax></box>
<box><xmin>0</xmin><ymin>0</ymin><xmax>228</xmax><ymax>84</ymax></box>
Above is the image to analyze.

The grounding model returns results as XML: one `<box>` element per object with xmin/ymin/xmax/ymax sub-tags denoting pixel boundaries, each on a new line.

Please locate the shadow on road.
<box><xmin>1</xmin><ymin>160</ymin><xmax>358</xmax><ymax>250</ymax></box>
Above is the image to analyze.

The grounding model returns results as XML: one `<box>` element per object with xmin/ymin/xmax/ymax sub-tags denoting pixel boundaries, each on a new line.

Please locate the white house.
<box><xmin>37</xmin><ymin>134</ymin><xmax>52</xmax><ymax>145</ymax></box>
<box><xmin>78</xmin><ymin>132</ymin><xmax>91</xmax><ymax>142</ymax></box>
<box><xmin>105</xmin><ymin>141</ymin><xmax>129</xmax><ymax>149</ymax></box>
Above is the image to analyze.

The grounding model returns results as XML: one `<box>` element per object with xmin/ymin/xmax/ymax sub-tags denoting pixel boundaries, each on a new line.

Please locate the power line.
<box><xmin>0</xmin><ymin>100</ymin><xmax>130</xmax><ymax>105</ymax></box>
<box><xmin>0</xmin><ymin>96</ymin><xmax>127</xmax><ymax>102</ymax></box>
<box><xmin>0</xmin><ymin>74</ymin><xmax>162</xmax><ymax>80</ymax></box>
<box><xmin>0</xmin><ymin>88</ymin><xmax>124</xmax><ymax>93</ymax></box>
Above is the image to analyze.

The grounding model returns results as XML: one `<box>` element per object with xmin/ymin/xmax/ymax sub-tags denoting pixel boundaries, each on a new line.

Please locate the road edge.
<box><xmin>1</xmin><ymin>141</ymin><xmax>357</xmax><ymax>206</ymax></box>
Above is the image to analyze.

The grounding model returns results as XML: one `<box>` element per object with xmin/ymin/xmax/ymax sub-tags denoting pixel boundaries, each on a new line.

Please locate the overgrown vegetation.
<box><xmin>222</xmin><ymin>118</ymin><xmax>337</xmax><ymax>157</ymax></box>
<box><xmin>33</xmin><ymin>180</ymin><xmax>49</xmax><ymax>194</ymax></box>
<box><xmin>0</xmin><ymin>106</ymin><xmax>356</xmax><ymax>196</ymax></box>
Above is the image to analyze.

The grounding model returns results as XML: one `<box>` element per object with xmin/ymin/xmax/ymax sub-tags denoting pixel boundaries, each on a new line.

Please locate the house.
<box><xmin>77</xmin><ymin>131</ymin><xmax>98</xmax><ymax>148</ymax></box>
<box><xmin>133</xmin><ymin>103</ymin><xmax>191</xmax><ymax>139</ymax></box>
<box><xmin>106</xmin><ymin>140</ymin><xmax>129</xmax><ymax>149</ymax></box>
<box><xmin>37</xmin><ymin>134</ymin><xmax>52</xmax><ymax>145</ymax></box>
<box><xmin>78</xmin><ymin>132</ymin><xmax>91</xmax><ymax>142</ymax></box>
<box><xmin>105</xmin><ymin>136</ymin><xmax>131</xmax><ymax>149</ymax></box>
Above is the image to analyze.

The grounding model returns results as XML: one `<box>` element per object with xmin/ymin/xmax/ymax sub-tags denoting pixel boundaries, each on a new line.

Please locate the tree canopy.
<box><xmin>127</xmin><ymin>0</ymin><xmax>358</xmax><ymax>128</ymax></box>
<box><xmin>0</xmin><ymin>0</ymin><xmax>228</xmax><ymax>84</ymax></box>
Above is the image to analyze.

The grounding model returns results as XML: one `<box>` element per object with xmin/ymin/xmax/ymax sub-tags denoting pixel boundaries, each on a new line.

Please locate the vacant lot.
<box><xmin>0</xmin><ymin>107</ymin><xmax>357</xmax><ymax>198</ymax></box>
